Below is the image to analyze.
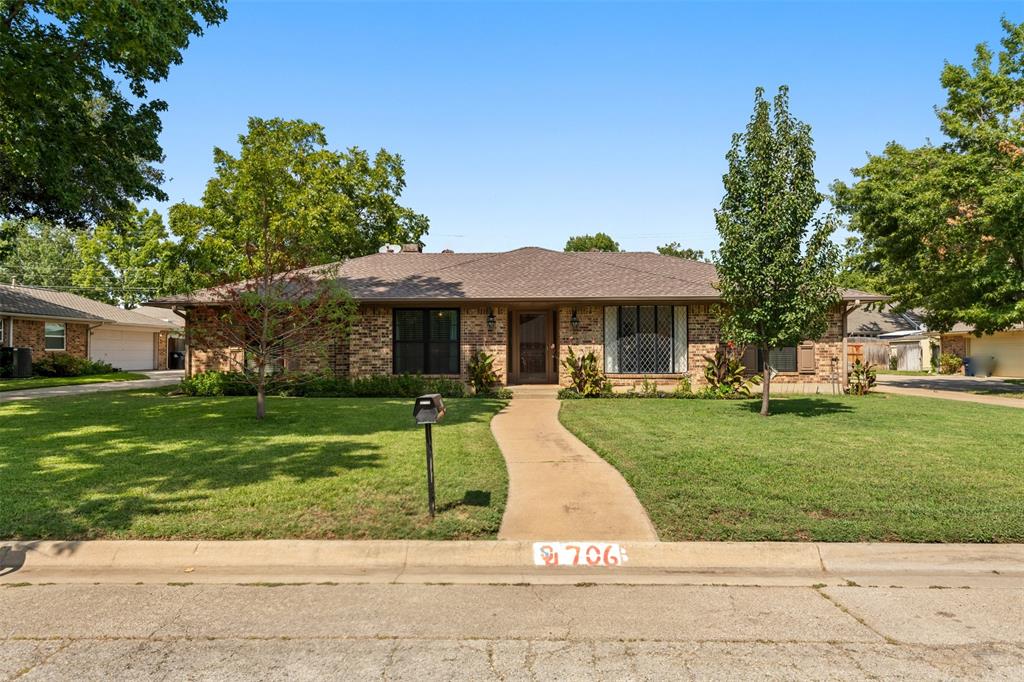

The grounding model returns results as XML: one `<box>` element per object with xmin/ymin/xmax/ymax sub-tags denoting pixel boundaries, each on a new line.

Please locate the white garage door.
<box><xmin>90</xmin><ymin>328</ymin><xmax>155</xmax><ymax>370</ymax></box>
<box><xmin>970</xmin><ymin>333</ymin><xmax>1024</xmax><ymax>378</ymax></box>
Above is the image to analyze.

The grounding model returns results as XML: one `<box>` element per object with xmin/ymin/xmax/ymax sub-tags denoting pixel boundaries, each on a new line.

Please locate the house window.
<box><xmin>44</xmin><ymin>322</ymin><xmax>66</xmax><ymax>351</ymax></box>
<box><xmin>757</xmin><ymin>347</ymin><xmax>798</xmax><ymax>373</ymax></box>
<box><xmin>393</xmin><ymin>309</ymin><xmax>460</xmax><ymax>375</ymax></box>
<box><xmin>0</xmin><ymin>318</ymin><xmax>4</xmax><ymax>347</ymax></box>
<box><xmin>604</xmin><ymin>305</ymin><xmax>687</xmax><ymax>374</ymax></box>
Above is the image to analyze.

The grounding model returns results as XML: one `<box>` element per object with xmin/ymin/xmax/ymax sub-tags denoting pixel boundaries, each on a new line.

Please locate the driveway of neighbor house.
<box><xmin>490</xmin><ymin>385</ymin><xmax>658</xmax><ymax>541</ymax></box>
<box><xmin>0</xmin><ymin>370</ymin><xmax>184</xmax><ymax>403</ymax></box>
<box><xmin>874</xmin><ymin>373</ymin><xmax>1024</xmax><ymax>408</ymax></box>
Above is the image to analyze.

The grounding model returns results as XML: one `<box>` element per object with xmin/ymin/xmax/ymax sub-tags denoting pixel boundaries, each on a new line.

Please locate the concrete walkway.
<box><xmin>0</xmin><ymin>370</ymin><xmax>183</xmax><ymax>403</ymax></box>
<box><xmin>490</xmin><ymin>386</ymin><xmax>658</xmax><ymax>541</ymax></box>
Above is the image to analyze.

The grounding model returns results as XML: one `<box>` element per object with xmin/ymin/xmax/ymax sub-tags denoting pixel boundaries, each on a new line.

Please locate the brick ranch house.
<box><xmin>0</xmin><ymin>284</ymin><xmax>184</xmax><ymax>371</ymax></box>
<box><xmin>151</xmin><ymin>246</ymin><xmax>883</xmax><ymax>390</ymax></box>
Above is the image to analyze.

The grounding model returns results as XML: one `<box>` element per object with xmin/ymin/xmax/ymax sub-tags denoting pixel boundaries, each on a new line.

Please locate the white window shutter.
<box><xmin>604</xmin><ymin>306</ymin><xmax>619</xmax><ymax>373</ymax></box>
<box><xmin>673</xmin><ymin>306</ymin><xmax>687</xmax><ymax>372</ymax></box>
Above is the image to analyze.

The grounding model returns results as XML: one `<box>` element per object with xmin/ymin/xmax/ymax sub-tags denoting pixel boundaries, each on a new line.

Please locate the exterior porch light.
<box><xmin>570</xmin><ymin>308</ymin><xmax>580</xmax><ymax>331</ymax></box>
<box><xmin>486</xmin><ymin>307</ymin><xmax>496</xmax><ymax>331</ymax></box>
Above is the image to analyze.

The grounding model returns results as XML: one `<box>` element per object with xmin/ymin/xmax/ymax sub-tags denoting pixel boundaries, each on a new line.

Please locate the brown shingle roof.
<box><xmin>0</xmin><ymin>284</ymin><xmax>181</xmax><ymax>328</ymax></box>
<box><xmin>150</xmin><ymin>247</ymin><xmax>887</xmax><ymax>305</ymax></box>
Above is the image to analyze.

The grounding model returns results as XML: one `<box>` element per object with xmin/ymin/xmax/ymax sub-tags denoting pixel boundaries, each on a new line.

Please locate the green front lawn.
<box><xmin>0</xmin><ymin>392</ymin><xmax>508</xmax><ymax>540</ymax></box>
<box><xmin>0</xmin><ymin>372</ymin><xmax>149</xmax><ymax>392</ymax></box>
<box><xmin>560</xmin><ymin>395</ymin><xmax>1024</xmax><ymax>542</ymax></box>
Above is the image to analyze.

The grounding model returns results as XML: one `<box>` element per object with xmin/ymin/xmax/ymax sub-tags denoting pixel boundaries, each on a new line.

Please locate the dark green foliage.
<box><xmin>560</xmin><ymin>347</ymin><xmax>612</xmax><ymax>397</ymax></box>
<box><xmin>714</xmin><ymin>87</ymin><xmax>840</xmax><ymax>416</ymax></box>
<box><xmin>0</xmin><ymin>1</ymin><xmax>227</xmax><ymax>227</ymax></box>
<box><xmin>833</xmin><ymin>19</ymin><xmax>1024</xmax><ymax>334</ymax></box>
<box><xmin>467</xmin><ymin>351</ymin><xmax>499</xmax><ymax>394</ymax></box>
<box><xmin>31</xmin><ymin>354</ymin><xmax>115</xmax><ymax>378</ymax></box>
<box><xmin>179</xmin><ymin>371</ymin><xmax>471</xmax><ymax>399</ymax></box>
<box><xmin>564</xmin><ymin>233</ymin><xmax>620</xmax><ymax>252</ymax></box>
<box><xmin>656</xmin><ymin>243</ymin><xmax>707</xmax><ymax>261</ymax></box>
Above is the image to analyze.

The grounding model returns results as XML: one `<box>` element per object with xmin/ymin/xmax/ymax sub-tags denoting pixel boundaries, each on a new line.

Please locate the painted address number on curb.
<box><xmin>533</xmin><ymin>542</ymin><xmax>628</xmax><ymax>567</ymax></box>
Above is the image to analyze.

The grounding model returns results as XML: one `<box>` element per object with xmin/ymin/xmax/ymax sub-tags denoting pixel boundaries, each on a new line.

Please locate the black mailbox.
<box><xmin>413</xmin><ymin>394</ymin><xmax>445</xmax><ymax>424</ymax></box>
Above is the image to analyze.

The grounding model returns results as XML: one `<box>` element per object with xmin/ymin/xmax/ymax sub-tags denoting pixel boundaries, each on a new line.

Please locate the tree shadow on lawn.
<box><xmin>0</xmin><ymin>395</ymin><xmax>504</xmax><ymax>539</ymax></box>
<box><xmin>736</xmin><ymin>396</ymin><xmax>856</xmax><ymax>418</ymax></box>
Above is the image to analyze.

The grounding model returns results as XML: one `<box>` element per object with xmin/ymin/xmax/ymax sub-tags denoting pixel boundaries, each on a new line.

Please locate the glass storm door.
<box><xmin>518</xmin><ymin>312</ymin><xmax>549</xmax><ymax>383</ymax></box>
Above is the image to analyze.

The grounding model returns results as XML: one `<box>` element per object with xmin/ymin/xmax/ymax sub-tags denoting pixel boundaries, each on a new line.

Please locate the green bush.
<box><xmin>180</xmin><ymin>371</ymin><xmax>255</xmax><ymax>396</ymax></box>
<box><xmin>847</xmin><ymin>360</ymin><xmax>877</xmax><ymax>396</ymax></box>
<box><xmin>178</xmin><ymin>371</ymin><xmax>472</xmax><ymax>399</ymax></box>
<box><xmin>702</xmin><ymin>349</ymin><xmax>760</xmax><ymax>397</ymax></box>
<box><xmin>32</xmin><ymin>353</ymin><xmax>116</xmax><ymax>377</ymax></box>
<box><xmin>561</xmin><ymin>347</ymin><xmax>612</xmax><ymax>397</ymax></box>
<box><xmin>467</xmin><ymin>351</ymin><xmax>500</xmax><ymax>394</ymax></box>
<box><xmin>939</xmin><ymin>353</ymin><xmax>964</xmax><ymax>375</ymax></box>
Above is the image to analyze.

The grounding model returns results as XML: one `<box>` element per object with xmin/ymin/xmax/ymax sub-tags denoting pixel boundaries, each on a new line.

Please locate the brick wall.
<box><xmin>155</xmin><ymin>331</ymin><xmax>169</xmax><ymax>370</ymax></box>
<box><xmin>11</xmin><ymin>318</ymin><xmax>89</xmax><ymax>360</ymax></box>
<box><xmin>939</xmin><ymin>334</ymin><xmax>967</xmax><ymax>374</ymax></box>
<box><xmin>461</xmin><ymin>305</ymin><xmax>508</xmax><ymax>385</ymax></box>
<box><xmin>347</xmin><ymin>305</ymin><xmax>392</xmax><ymax>377</ymax></box>
<box><xmin>556</xmin><ymin>305</ymin><xmax>603</xmax><ymax>387</ymax></box>
<box><xmin>940</xmin><ymin>334</ymin><xmax>967</xmax><ymax>359</ymax></box>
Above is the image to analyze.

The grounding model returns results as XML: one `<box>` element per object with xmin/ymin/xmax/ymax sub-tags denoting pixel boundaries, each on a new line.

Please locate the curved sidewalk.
<box><xmin>491</xmin><ymin>386</ymin><xmax>658</xmax><ymax>541</ymax></box>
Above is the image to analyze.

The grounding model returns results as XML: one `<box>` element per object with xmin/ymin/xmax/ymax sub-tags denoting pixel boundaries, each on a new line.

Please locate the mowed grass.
<box><xmin>0</xmin><ymin>372</ymin><xmax>149</xmax><ymax>392</ymax></box>
<box><xmin>559</xmin><ymin>395</ymin><xmax>1024</xmax><ymax>542</ymax></box>
<box><xmin>0</xmin><ymin>391</ymin><xmax>508</xmax><ymax>540</ymax></box>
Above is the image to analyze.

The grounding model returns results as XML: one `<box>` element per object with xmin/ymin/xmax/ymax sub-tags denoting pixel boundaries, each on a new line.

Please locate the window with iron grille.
<box><xmin>604</xmin><ymin>305</ymin><xmax>687</xmax><ymax>374</ymax></box>
<box><xmin>393</xmin><ymin>309</ymin><xmax>460</xmax><ymax>375</ymax></box>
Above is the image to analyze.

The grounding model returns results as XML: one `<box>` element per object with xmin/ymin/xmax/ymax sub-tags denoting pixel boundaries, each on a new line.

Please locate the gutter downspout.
<box><xmin>175</xmin><ymin>307</ymin><xmax>191</xmax><ymax>377</ymax></box>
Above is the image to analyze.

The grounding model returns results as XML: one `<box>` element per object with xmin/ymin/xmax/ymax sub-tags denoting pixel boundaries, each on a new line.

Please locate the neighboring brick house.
<box><xmin>939</xmin><ymin>323</ymin><xmax>1024</xmax><ymax>378</ymax></box>
<box><xmin>0</xmin><ymin>284</ymin><xmax>184</xmax><ymax>371</ymax></box>
<box><xmin>151</xmin><ymin>246</ymin><xmax>883</xmax><ymax>390</ymax></box>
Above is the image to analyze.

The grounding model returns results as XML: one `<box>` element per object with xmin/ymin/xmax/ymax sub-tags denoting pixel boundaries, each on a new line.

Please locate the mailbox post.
<box><xmin>413</xmin><ymin>394</ymin><xmax>446</xmax><ymax>517</ymax></box>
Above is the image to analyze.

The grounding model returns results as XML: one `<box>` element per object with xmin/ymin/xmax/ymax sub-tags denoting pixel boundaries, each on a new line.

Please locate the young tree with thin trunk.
<box><xmin>173</xmin><ymin>118</ymin><xmax>363</xmax><ymax>419</ymax></box>
<box><xmin>713</xmin><ymin>86</ymin><xmax>840</xmax><ymax>416</ymax></box>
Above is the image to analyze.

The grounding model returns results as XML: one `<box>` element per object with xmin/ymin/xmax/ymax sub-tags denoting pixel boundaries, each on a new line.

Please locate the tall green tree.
<box><xmin>835</xmin><ymin>236</ymin><xmax>883</xmax><ymax>293</ymax></box>
<box><xmin>0</xmin><ymin>0</ymin><xmax>226</xmax><ymax>228</ymax></box>
<box><xmin>714</xmin><ymin>86</ymin><xmax>840</xmax><ymax>416</ymax></box>
<box><xmin>0</xmin><ymin>220</ymin><xmax>81</xmax><ymax>288</ymax></box>
<box><xmin>75</xmin><ymin>209</ymin><xmax>184</xmax><ymax>307</ymax></box>
<box><xmin>564</xmin><ymin>232</ymin><xmax>620</xmax><ymax>252</ymax></box>
<box><xmin>174</xmin><ymin>118</ymin><xmax>429</xmax><ymax>419</ymax></box>
<box><xmin>834</xmin><ymin>18</ymin><xmax>1024</xmax><ymax>334</ymax></box>
<box><xmin>171</xmin><ymin>117</ymin><xmax>429</xmax><ymax>287</ymax></box>
<box><xmin>657</xmin><ymin>242</ymin><xmax>707</xmax><ymax>261</ymax></box>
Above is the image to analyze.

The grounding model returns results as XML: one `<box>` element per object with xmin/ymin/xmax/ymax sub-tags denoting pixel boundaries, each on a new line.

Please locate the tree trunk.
<box><xmin>256</xmin><ymin>363</ymin><xmax>267</xmax><ymax>420</ymax></box>
<box><xmin>760</xmin><ymin>346</ymin><xmax>772</xmax><ymax>417</ymax></box>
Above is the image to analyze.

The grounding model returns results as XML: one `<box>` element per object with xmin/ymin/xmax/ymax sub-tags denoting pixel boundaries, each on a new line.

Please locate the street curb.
<box><xmin>2</xmin><ymin>540</ymin><xmax>1022</xmax><ymax>586</ymax></box>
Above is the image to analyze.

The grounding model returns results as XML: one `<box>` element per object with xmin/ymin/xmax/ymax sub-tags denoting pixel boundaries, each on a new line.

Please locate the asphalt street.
<box><xmin>2</xmin><ymin>582</ymin><xmax>1021</xmax><ymax>680</ymax></box>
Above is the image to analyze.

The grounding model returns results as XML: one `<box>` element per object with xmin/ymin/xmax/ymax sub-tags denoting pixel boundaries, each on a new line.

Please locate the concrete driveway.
<box><xmin>874</xmin><ymin>373</ymin><xmax>1024</xmax><ymax>408</ymax></box>
<box><xmin>0</xmin><ymin>370</ymin><xmax>183</xmax><ymax>403</ymax></box>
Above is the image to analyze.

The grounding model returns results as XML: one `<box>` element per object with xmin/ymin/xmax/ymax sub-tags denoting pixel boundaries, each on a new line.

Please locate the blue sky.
<box><xmin>148</xmin><ymin>1</ymin><xmax>1017</xmax><ymax>255</ymax></box>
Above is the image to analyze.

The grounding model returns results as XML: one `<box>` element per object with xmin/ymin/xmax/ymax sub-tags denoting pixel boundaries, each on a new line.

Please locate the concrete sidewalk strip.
<box><xmin>3</xmin><ymin>540</ymin><xmax>1022</xmax><ymax>586</ymax></box>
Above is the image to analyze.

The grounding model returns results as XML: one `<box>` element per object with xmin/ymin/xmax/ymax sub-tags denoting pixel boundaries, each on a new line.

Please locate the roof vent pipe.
<box><xmin>401</xmin><ymin>243</ymin><xmax>423</xmax><ymax>253</ymax></box>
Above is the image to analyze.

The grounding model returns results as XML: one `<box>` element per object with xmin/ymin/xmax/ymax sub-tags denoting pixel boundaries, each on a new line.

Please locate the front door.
<box><xmin>517</xmin><ymin>311</ymin><xmax>551</xmax><ymax>383</ymax></box>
